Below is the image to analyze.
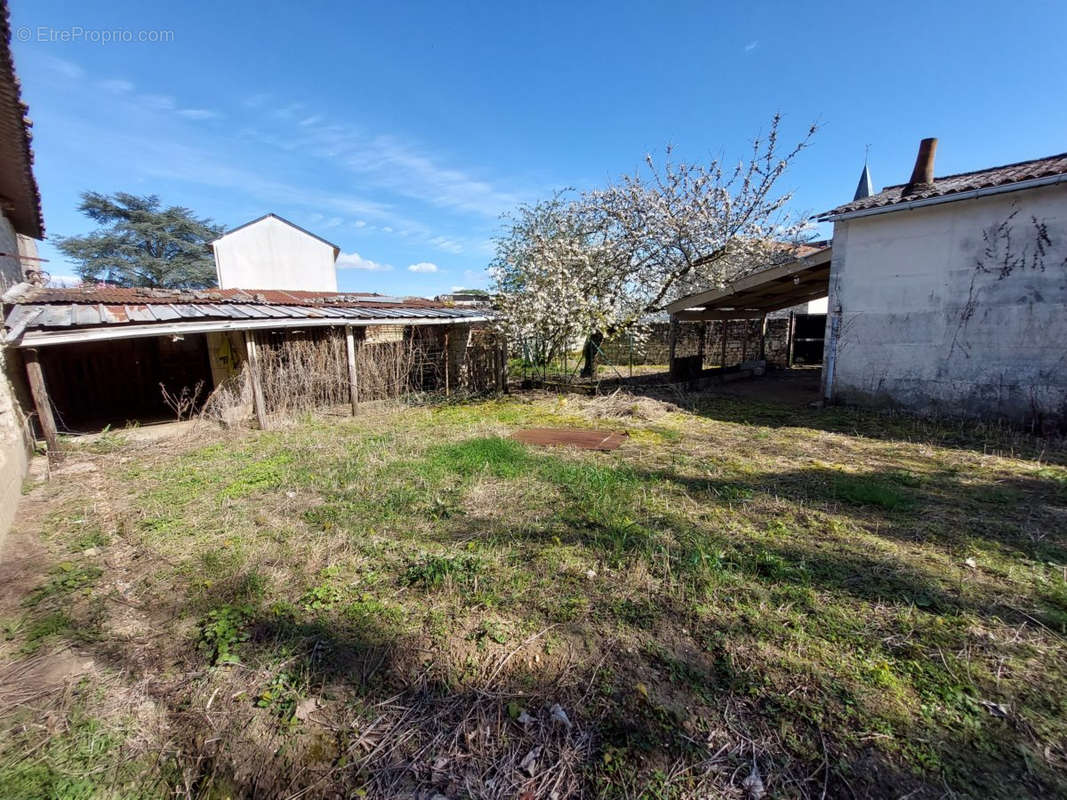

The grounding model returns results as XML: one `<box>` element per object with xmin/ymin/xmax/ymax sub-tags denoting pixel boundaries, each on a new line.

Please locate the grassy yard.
<box><xmin>1</xmin><ymin>390</ymin><xmax>1065</xmax><ymax>799</ymax></box>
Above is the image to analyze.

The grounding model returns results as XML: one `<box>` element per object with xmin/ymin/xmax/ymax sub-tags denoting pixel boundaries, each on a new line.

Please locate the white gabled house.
<box><xmin>212</xmin><ymin>213</ymin><xmax>341</xmax><ymax>292</ymax></box>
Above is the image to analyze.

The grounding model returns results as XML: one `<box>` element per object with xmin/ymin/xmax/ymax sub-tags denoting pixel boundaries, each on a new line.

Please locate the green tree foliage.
<box><xmin>55</xmin><ymin>192</ymin><xmax>225</xmax><ymax>288</ymax></box>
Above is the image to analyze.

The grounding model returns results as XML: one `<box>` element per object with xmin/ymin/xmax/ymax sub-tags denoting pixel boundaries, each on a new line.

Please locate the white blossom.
<box><xmin>491</xmin><ymin>115</ymin><xmax>817</xmax><ymax>366</ymax></box>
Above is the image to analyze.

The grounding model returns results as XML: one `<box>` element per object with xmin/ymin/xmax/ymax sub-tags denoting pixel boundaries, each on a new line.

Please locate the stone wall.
<box><xmin>605</xmin><ymin>319</ymin><xmax>794</xmax><ymax>370</ymax></box>
<box><xmin>0</xmin><ymin>210</ymin><xmax>33</xmax><ymax>542</ymax></box>
<box><xmin>0</xmin><ymin>330</ymin><xmax>30</xmax><ymax>543</ymax></box>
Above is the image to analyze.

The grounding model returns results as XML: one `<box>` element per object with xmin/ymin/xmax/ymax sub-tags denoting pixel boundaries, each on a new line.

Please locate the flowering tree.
<box><xmin>490</xmin><ymin>195</ymin><xmax>635</xmax><ymax>373</ymax></box>
<box><xmin>491</xmin><ymin>115</ymin><xmax>817</xmax><ymax>376</ymax></box>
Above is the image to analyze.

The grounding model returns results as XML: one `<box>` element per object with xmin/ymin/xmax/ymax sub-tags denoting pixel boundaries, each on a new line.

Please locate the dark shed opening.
<box><xmin>37</xmin><ymin>334</ymin><xmax>214</xmax><ymax>431</ymax></box>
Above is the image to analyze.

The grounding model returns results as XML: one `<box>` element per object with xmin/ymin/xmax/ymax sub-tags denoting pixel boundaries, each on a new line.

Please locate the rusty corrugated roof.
<box><xmin>818</xmin><ymin>152</ymin><xmax>1067</xmax><ymax>220</ymax></box>
<box><xmin>18</xmin><ymin>286</ymin><xmax>437</xmax><ymax>308</ymax></box>
<box><xmin>1</xmin><ymin>284</ymin><xmax>491</xmax><ymax>343</ymax></box>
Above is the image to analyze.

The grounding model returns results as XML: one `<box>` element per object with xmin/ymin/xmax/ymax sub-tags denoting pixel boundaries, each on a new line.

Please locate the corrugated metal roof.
<box><xmin>818</xmin><ymin>152</ymin><xmax>1067</xmax><ymax>220</ymax></box>
<box><xmin>18</xmin><ymin>286</ymin><xmax>426</xmax><ymax>307</ymax></box>
<box><xmin>2</xmin><ymin>284</ymin><xmax>492</xmax><ymax>345</ymax></box>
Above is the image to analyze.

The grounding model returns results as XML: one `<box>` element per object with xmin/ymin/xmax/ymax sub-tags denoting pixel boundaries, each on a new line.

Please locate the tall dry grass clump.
<box><xmin>200</xmin><ymin>326</ymin><xmax>502</xmax><ymax>426</ymax></box>
<box><xmin>200</xmin><ymin>368</ymin><xmax>254</xmax><ymax>427</ymax></box>
<box><xmin>356</xmin><ymin>340</ymin><xmax>421</xmax><ymax>401</ymax></box>
<box><xmin>257</xmin><ymin>332</ymin><xmax>350</xmax><ymax>414</ymax></box>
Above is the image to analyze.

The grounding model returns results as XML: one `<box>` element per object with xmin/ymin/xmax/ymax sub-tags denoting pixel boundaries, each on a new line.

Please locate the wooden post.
<box><xmin>495</xmin><ymin>335</ymin><xmax>507</xmax><ymax>393</ymax></box>
<box><xmin>443</xmin><ymin>329</ymin><xmax>450</xmax><ymax>396</ymax></box>
<box><xmin>243</xmin><ymin>331</ymin><xmax>268</xmax><ymax>430</ymax></box>
<box><xmin>23</xmin><ymin>348</ymin><xmax>59</xmax><ymax>458</ymax></box>
<box><xmin>668</xmin><ymin>317</ymin><xmax>679</xmax><ymax>379</ymax></box>
<box><xmin>758</xmin><ymin>313</ymin><xmax>768</xmax><ymax>362</ymax></box>
<box><xmin>697</xmin><ymin>321</ymin><xmax>707</xmax><ymax>370</ymax></box>
<box><xmin>720</xmin><ymin>321</ymin><xmax>728</xmax><ymax>367</ymax></box>
<box><xmin>345</xmin><ymin>325</ymin><xmax>359</xmax><ymax>414</ymax></box>
<box><xmin>787</xmin><ymin>311</ymin><xmax>797</xmax><ymax>368</ymax></box>
<box><xmin>501</xmin><ymin>337</ymin><xmax>508</xmax><ymax>394</ymax></box>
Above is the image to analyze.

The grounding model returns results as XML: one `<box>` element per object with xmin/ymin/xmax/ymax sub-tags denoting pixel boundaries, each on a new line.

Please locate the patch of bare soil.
<box><xmin>0</xmin><ymin>525</ymin><xmax>47</xmax><ymax>606</ymax></box>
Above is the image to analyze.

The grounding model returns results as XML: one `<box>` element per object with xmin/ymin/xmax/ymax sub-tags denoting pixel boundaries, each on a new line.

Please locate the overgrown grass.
<box><xmin>2</xmin><ymin>392</ymin><xmax>1066</xmax><ymax>798</ymax></box>
<box><xmin>0</xmin><ymin>703</ymin><xmax>163</xmax><ymax>800</ymax></box>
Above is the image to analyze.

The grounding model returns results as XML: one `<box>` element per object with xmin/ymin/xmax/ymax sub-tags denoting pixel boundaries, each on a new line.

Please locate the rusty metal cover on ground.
<box><xmin>512</xmin><ymin>428</ymin><xmax>628</xmax><ymax>451</ymax></box>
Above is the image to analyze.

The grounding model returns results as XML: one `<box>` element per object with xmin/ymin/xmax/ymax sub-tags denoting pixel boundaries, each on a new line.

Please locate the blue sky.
<box><xmin>11</xmin><ymin>0</ymin><xmax>1067</xmax><ymax>296</ymax></box>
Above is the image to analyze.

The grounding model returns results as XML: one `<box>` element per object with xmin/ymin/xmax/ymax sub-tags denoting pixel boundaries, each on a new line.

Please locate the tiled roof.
<box><xmin>0</xmin><ymin>0</ymin><xmax>43</xmax><ymax>238</ymax></box>
<box><xmin>791</xmin><ymin>241</ymin><xmax>830</xmax><ymax>259</ymax></box>
<box><xmin>818</xmin><ymin>152</ymin><xmax>1067</xmax><ymax>220</ymax></box>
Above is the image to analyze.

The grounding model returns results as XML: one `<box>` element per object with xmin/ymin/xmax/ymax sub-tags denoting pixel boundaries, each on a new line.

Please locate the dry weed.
<box><xmin>579</xmin><ymin>390</ymin><xmax>679</xmax><ymax>422</ymax></box>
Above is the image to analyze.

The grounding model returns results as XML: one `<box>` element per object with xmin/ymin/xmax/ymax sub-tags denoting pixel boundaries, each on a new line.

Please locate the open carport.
<box><xmin>665</xmin><ymin>243</ymin><xmax>831</xmax><ymax>381</ymax></box>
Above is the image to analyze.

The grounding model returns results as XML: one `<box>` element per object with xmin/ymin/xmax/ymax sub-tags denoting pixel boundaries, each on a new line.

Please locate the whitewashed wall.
<box><xmin>213</xmin><ymin>216</ymin><xmax>338</xmax><ymax>292</ymax></box>
<box><xmin>825</xmin><ymin>184</ymin><xmax>1067</xmax><ymax>424</ymax></box>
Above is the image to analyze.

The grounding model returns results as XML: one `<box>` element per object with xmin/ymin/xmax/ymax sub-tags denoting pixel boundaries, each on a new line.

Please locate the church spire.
<box><xmin>853</xmin><ymin>157</ymin><xmax>874</xmax><ymax>200</ymax></box>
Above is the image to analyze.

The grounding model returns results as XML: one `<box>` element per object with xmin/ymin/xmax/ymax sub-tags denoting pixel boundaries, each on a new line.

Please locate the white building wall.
<box><xmin>806</xmin><ymin>297</ymin><xmax>828</xmax><ymax>314</ymax></box>
<box><xmin>825</xmin><ymin>184</ymin><xmax>1067</xmax><ymax>424</ymax></box>
<box><xmin>213</xmin><ymin>216</ymin><xmax>338</xmax><ymax>292</ymax></box>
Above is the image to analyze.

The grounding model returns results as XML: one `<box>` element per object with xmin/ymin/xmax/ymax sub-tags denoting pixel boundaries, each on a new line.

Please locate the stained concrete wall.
<box><xmin>213</xmin><ymin>216</ymin><xmax>338</xmax><ymax>292</ymax></box>
<box><xmin>825</xmin><ymin>183</ymin><xmax>1067</xmax><ymax>425</ymax></box>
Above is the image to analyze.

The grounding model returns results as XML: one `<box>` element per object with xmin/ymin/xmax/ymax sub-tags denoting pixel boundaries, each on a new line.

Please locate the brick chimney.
<box><xmin>903</xmin><ymin>137</ymin><xmax>938</xmax><ymax>195</ymax></box>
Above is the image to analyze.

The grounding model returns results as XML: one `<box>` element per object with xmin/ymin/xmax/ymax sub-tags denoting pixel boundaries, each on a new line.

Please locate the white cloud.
<box><xmin>336</xmin><ymin>251</ymin><xmax>392</xmax><ymax>271</ymax></box>
<box><xmin>320</xmin><ymin>216</ymin><xmax>343</xmax><ymax>228</ymax></box>
<box><xmin>99</xmin><ymin>78</ymin><xmax>134</xmax><ymax>93</ymax></box>
<box><xmin>744</xmin><ymin>40</ymin><xmax>759</xmax><ymax>52</ymax></box>
<box><xmin>430</xmin><ymin>235</ymin><xmax>463</xmax><ymax>254</ymax></box>
<box><xmin>42</xmin><ymin>56</ymin><xmax>84</xmax><ymax>80</ymax></box>
<box><xmin>245</xmin><ymin>109</ymin><xmax>524</xmax><ymax>218</ymax></box>
<box><xmin>129</xmin><ymin>137</ymin><xmax>406</xmax><ymax>226</ymax></box>
<box><xmin>273</xmin><ymin>102</ymin><xmax>304</xmax><ymax>119</ymax></box>
<box><xmin>140</xmin><ymin>93</ymin><xmax>176</xmax><ymax>111</ymax></box>
<box><xmin>178</xmin><ymin>108</ymin><xmax>220</xmax><ymax>120</ymax></box>
<box><xmin>407</xmin><ymin>262</ymin><xmax>439</xmax><ymax>274</ymax></box>
<box><xmin>55</xmin><ymin>83</ymin><xmax>489</xmax><ymax>251</ymax></box>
